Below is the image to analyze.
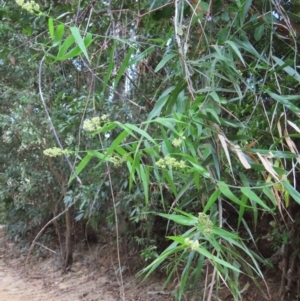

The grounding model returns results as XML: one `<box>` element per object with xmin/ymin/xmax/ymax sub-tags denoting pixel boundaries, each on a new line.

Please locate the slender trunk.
<box><xmin>47</xmin><ymin>158</ymin><xmax>75</xmax><ymax>272</ymax></box>
<box><xmin>52</xmin><ymin>209</ymin><xmax>64</xmax><ymax>263</ymax></box>
<box><xmin>63</xmin><ymin>206</ymin><xmax>74</xmax><ymax>271</ymax></box>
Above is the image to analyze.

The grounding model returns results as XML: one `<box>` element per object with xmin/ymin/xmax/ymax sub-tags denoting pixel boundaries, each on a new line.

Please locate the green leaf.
<box><xmin>129</xmin><ymin>46</ymin><xmax>155</xmax><ymax>66</ymax></box>
<box><xmin>194</xmin><ymin>170</ymin><xmax>200</xmax><ymax>189</ymax></box>
<box><xmin>147</xmin><ymin>86</ymin><xmax>175</xmax><ymax>120</ymax></box>
<box><xmin>129</xmin><ymin>146</ymin><xmax>140</xmax><ymax>190</ymax></box>
<box><xmin>56</xmin><ymin>33</ymin><xmax>93</xmax><ymax>61</ymax></box>
<box><xmin>68</xmin><ymin>153</ymin><xmax>92</xmax><ymax>184</ymax></box>
<box><xmin>213</xmin><ymin>227</ymin><xmax>239</xmax><ymax>239</ymax></box>
<box><xmin>197</xmin><ymin>246</ymin><xmax>241</xmax><ymax>272</ymax></box>
<box><xmin>205</xmin><ymin>107</ymin><xmax>221</xmax><ymax>124</ymax></box>
<box><xmin>70</xmin><ymin>27</ymin><xmax>90</xmax><ymax>62</ymax></box>
<box><xmin>122</xmin><ymin>123</ymin><xmax>157</xmax><ymax>145</ymax></box>
<box><xmin>166</xmin><ymin>236</ymin><xmax>186</xmax><ymax>244</ymax></box>
<box><xmin>218</xmin><ymin>181</ymin><xmax>245</xmax><ymax>207</ymax></box>
<box><xmin>177</xmin><ymin>153</ymin><xmax>210</xmax><ymax>178</ymax></box>
<box><xmin>204</xmin><ymin>189</ymin><xmax>221</xmax><ymax>213</ymax></box>
<box><xmin>254</xmin><ymin>24</ymin><xmax>264</xmax><ymax>41</ymax></box>
<box><xmin>87</xmin><ymin>150</ymin><xmax>114</xmax><ymax>162</ymax></box>
<box><xmin>244</xmin><ymin>148</ymin><xmax>297</xmax><ymax>159</ymax></box>
<box><xmin>272</xmin><ymin>56</ymin><xmax>300</xmax><ymax>81</ymax></box>
<box><xmin>56</xmin><ymin>35</ymin><xmax>75</xmax><ymax>59</ymax></box>
<box><xmin>209</xmin><ymin>91</ymin><xmax>222</xmax><ymax>104</ymax></box>
<box><xmin>54</xmin><ymin>23</ymin><xmax>65</xmax><ymax>47</ymax></box>
<box><xmin>241</xmin><ymin>0</ymin><xmax>252</xmax><ymax>24</ymax></box>
<box><xmin>200</xmin><ymin>1</ymin><xmax>209</xmax><ymax>12</ymax></box>
<box><xmin>262</xmin><ymin>187</ymin><xmax>277</xmax><ymax>207</ymax></box>
<box><xmin>165</xmin><ymin>80</ymin><xmax>187</xmax><ymax>114</ymax></box>
<box><xmin>150</xmin><ymin>117</ymin><xmax>182</xmax><ymax>134</ymax></box>
<box><xmin>240</xmin><ymin>187</ymin><xmax>271</xmax><ymax>211</ymax></box>
<box><xmin>158</xmin><ymin>213</ymin><xmax>198</xmax><ymax>226</ymax></box>
<box><xmin>286</xmin><ymin>11</ymin><xmax>300</xmax><ymax>23</ymax></box>
<box><xmin>282</xmin><ymin>181</ymin><xmax>300</xmax><ymax>205</ymax></box>
<box><xmin>94</xmin><ymin>122</ymin><xmax>117</xmax><ymax>134</ymax></box>
<box><xmin>141</xmin><ymin>245</ymin><xmax>185</xmax><ymax>279</ymax></box>
<box><xmin>267</xmin><ymin>91</ymin><xmax>300</xmax><ymax>114</ymax></box>
<box><xmin>225</xmin><ymin>40</ymin><xmax>246</xmax><ymax>66</ymax></box>
<box><xmin>154</xmin><ymin>53</ymin><xmax>177</xmax><ymax>72</ymax></box>
<box><xmin>59</xmin><ymin>46</ymin><xmax>82</xmax><ymax>60</ymax></box>
<box><xmin>94</xmin><ymin>130</ymin><xmax>129</xmax><ymax>168</ymax></box>
<box><xmin>140</xmin><ymin>165</ymin><xmax>150</xmax><ymax>204</ymax></box>
<box><xmin>161</xmin><ymin>126</ymin><xmax>174</xmax><ymax>154</ymax></box>
<box><xmin>114</xmin><ymin>48</ymin><xmax>135</xmax><ymax>89</ymax></box>
<box><xmin>102</xmin><ymin>43</ymin><xmax>115</xmax><ymax>94</ymax></box>
<box><xmin>163</xmin><ymin>170</ymin><xmax>178</xmax><ymax>197</ymax></box>
<box><xmin>48</xmin><ymin>18</ymin><xmax>54</xmax><ymax>40</ymax></box>
<box><xmin>233</xmin><ymin>37</ymin><xmax>268</xmax><ymax>64</ymax></box>
<box><xmin>174</xmin><ymin>209</ymin><xmax>199</xmax><ymax>219</ymax></box>
<box><xmin>238</xmin><ymin>194</ymin><xmax>248</xmax><ymax>228</ymax></box>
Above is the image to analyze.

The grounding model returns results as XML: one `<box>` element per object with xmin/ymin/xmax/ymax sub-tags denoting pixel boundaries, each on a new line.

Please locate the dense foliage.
<box><xmin>1</xmin><ymin>0</ymin><xmax>300</xmax><ymax>299</ymax></box>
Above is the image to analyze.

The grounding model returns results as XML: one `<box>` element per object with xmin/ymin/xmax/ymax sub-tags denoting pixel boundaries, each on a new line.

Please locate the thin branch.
<box><xmin>35</xmin><ymin>242</ymin><xmax>57</xmax><ymax>254</ymax></box>
<box><xmin>25</xmin><ymin>193</ymin><xmax>81</xmax><ymax>269</ymax></box>
<box><xmin>25</xmin><ymin>56</ymin><xmax>84</xmax><ymax>270</ymax></box>
<box><xmin>38</xmin><ymin>56</ymin><xmax>82</xmax><ymax>186</ymax></box>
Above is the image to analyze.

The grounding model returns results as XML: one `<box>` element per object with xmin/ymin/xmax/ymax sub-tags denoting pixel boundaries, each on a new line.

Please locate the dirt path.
<box><xmin>0</xmin><ymin>261</ymin><xmax>52</xmax><ymax>301</ymax></box>
<box><xmin>0</xmin><ymin>226</ymin><xmax>170</xmax><ymax>301</ymax></box>
<box><xmin>0</xmin><ymin>226</ymin><xmax>40</xmax><ymax>301</ymax></box>
<box><xmin>0</xmin><ymin>225</ymin><xmax>281</xmax><ymax>301</ymax></box>
<box><xmin>0</xmin><ymin>259</ymin><xmax>118</xmax><ymax>301</ymax></box>
<box><xmin>0</xmin><ymin>226</ymin><xmax>117</xmax><ymax>301</ymax></box>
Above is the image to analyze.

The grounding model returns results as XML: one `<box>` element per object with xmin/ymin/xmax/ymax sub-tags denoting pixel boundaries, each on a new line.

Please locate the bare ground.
<box><xmin>0</xmin><ymin>226</ymin><xmax>172</xmax><ymax>301</ymax></box>
<box><xmin>0</xmin><ymin>225</ymin><xmax>285</xmax><ymax>301</ymax></box>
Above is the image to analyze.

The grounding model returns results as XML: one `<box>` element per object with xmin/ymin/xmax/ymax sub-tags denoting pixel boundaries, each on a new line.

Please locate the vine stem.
<box><xmin>26</xmin><ymin>56</ymin><xmax>83</xmax><ymax>270</ymax></box>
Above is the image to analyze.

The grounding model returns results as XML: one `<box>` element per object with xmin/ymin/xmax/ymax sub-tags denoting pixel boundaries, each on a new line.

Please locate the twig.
<box><xmin>25</xmin><ymin>195</ymin><xmax>80</xmax><ymax>269</ymax></box>
<box><xmin>35</xmin><ymin>242</ymin><xmax>57</xmax><ymax>254</ymax></box>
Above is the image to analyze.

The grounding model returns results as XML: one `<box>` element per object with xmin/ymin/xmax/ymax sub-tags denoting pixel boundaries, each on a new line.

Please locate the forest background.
<box><xmin>1</xmin><ymin>0</ymin><xmax>300</xmax><ymax>300</ymax></box>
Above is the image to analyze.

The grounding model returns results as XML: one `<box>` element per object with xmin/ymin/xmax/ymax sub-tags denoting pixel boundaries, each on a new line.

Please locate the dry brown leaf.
<box><xmin>232</xmin><ymin>144</ymin><xmax>251</xmax><ymax>169</ymax></box>
<box><xmin>9</xmin><ymin>55</ymin><xmax>16</xmax><ymax>65</ymax></box>
<box><xmin>245</xmin><ymin>151</ymin><xmax>259</xmax><ymax>164</ymax></box>
<box><xmin>287</xmin><ymin>120</ymin><xmax>300</xmax><ymax>134</ymax></box>
<box><xmin>244</xmin><ymin>136</ymin><xmax>263</xmax><ymax>149</ymax></box>
<box><xmin>273</xmin><ymin>187</ymin><xmax>283</xmax><ymax>216</ymax></box>
<box><xmin>256</xmin><ymin>152</ymin><xmax>279</xmax><ymax>181</ymax></box>
<box><xmin>284</xmin><ymin>128</ymin><xmax>298</xmax><ymax>154</ymax></box>
<box><xmin>245</xmin><ymin>140</ymin><xmax>258</xmax><ymax>149</ymax></box>
<box><xmin>277</xmin><ymin>117</ymin><xmax>283</xmax><ymax>139</ymax></box>
<box><xmin>218</xmin><ymin>134</ymin><xmax>235</xmax><ymax>182</ymax></box>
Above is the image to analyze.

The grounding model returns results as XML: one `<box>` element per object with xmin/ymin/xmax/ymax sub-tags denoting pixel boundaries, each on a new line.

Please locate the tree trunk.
<box><xmin>63</xmin><ymin>206</ymin><xmax>74</xmax><ymax>271</ymax></box>
<box><xmin>47</xmin><ymin>158</ymin><xmax>75</xmax><ymax>272</ymax></box>
<box><xmin>52</xmin><ymin>208</ymin><xmax>64</xmax><ymax>264</ymax></box>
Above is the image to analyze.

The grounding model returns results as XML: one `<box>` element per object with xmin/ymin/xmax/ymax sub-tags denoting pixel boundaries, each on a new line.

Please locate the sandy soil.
<box><xmin>0</xmin><ymin>225</ymin><xmax>285</xmax><ymax>301</ymax></box>
<box><xmin>0</xmin><ymin>225</ymin><xmax>172</xmax><ymax>301</ymax></box>
<box><xmin>0</xmin><ymin>259</ymin><xmax>119</xmax><ymax>301</ymax></box>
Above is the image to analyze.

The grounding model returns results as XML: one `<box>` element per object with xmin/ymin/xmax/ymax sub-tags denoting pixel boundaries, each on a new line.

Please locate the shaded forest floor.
<box><xmin>0</xmin><ymin>225</ymin><xmax>286</xmax><ymax>301</ymax></box>
<box><xmin>0</xmin><ymin>225</ymin><xmax>171</xmax><ymax>301</ymax></box>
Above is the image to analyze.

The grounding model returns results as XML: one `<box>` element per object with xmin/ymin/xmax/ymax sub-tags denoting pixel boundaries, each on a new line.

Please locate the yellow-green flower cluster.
<box><xmin>43</xmin><ymin>147</ymin><xmax>69</xmax><ymax>157</ymax></box>
<box><xmin>198</xmin><ymin>212</ymin><xmax>213</xmax><ymax>235</ymax></box>
<box><xmin>156</xmin><ymin>156</ymin><xmax>187</xmax><ymax>169</ymax></box>
<box><xmin>109</xmin><ymin>154</ymin><xmax>125</xmax><ymax>167</ymax></box>
<box><xmin>83</xmin><ymin>117</ymin><xmax>101</xmax><ymax>132</ymax></box>
<box><xmin>172</xmin><ymin>135</ymin><xmax>186</xmax><ymax>148</ymax></box>
<box><xmin>184</xmin><ymin>238</ymin><xmax>199</xmax><ymax>251</ymax></box>
<box><xmin>83</xmin><ymin>115</ymin><xmax>108</xmax><ymax>132</ymax></box>
<box><xmin>16</xmin><ymin>0</ymin><xmax>40</xmax><ymax>13</ymax></box>
<box><xmin>101</xmin><ymin>114</ymin><xmax>108</xmax><ymax>121</ymax></box>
